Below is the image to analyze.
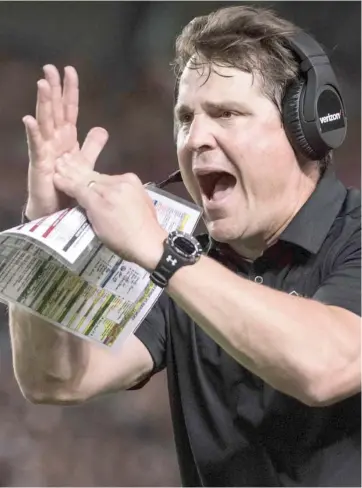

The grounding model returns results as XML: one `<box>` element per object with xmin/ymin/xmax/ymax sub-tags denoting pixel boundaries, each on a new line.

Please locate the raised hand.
<box><xmin>24</xmin><ymin>65</ymin><xmax>109</xmax><ymax>220</ymax></box>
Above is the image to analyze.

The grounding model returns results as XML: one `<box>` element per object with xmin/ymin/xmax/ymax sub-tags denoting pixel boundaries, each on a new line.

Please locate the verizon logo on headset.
<box><xmin>319</xmin><ymin>111</ymin><xmax>342</xmax><ymax>124</ymax></box>
<box><xmin>317</xmin><ymin>90</ymin><xmax>345</xmax><ymax>133</ymax></box>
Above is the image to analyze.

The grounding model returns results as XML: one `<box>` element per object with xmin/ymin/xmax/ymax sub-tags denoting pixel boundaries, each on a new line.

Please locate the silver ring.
<box><xmin>87</xmin><ymin>180</ymin><xmax>96</xmax><ymax>189</ymax></box>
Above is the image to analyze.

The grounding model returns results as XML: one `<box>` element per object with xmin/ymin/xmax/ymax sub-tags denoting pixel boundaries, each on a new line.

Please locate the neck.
<box><xmin>229</xmin><ymin>163</ymin><xmax>320</xmax><ymax>261</ymax></box>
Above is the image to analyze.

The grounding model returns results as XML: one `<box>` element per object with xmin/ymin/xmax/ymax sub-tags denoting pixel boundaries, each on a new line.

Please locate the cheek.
<box><xmin>228</xmin><ymin>123</ymin><xmax>295</xmax><ymax>204</ymax></box>
<box><xmin>177</xmin><ymin>147</ymin><xmax>200</xmax><ymax>202</ymax></box>
<box><xmin>238</xmin><ymin>122</ymin><xmax>294</xmax><ymax>172</ymax></box>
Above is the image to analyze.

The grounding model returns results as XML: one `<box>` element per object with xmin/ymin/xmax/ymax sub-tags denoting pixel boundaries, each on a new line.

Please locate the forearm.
<box><xmin>9</xmin><ymin>304</ymin><xmax>90</xmax><ymax>403</ymax></box>
<box><xmin>166</xmin><ymin>255</ymin><xmax>360</xmax><ymax>405</ymax></box>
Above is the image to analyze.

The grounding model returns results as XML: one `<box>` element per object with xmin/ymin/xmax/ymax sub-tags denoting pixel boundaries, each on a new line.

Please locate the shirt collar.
<box><xmin>279</xmin><ymin>168</ymin><xmax>347</xmax><ymax>254</ymax></box>
<box><xmin>198</xmin><ymin>168</ymin><xmax>347</xmax><ymax>259</ymax></box>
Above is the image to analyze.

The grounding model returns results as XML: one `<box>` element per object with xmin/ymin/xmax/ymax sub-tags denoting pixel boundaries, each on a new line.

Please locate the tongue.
<box><xmin>211</xmin><ymin>174</ymin><xmax>235</xmax><ymax>201</ymax></box>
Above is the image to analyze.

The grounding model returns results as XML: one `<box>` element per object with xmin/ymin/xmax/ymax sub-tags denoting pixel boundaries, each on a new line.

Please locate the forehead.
<box><xmin>177</xmin><ymin>60</ymin><xmax>263</xmax><ymax>105</ymax></box>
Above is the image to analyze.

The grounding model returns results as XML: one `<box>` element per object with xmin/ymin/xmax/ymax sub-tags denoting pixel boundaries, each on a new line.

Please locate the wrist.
<box><xmin>137</xmin><ymin>229</ymin><xmax>168</xmax><ymax>272</ymax></box>
<box><xmin>24</xmin><ymin>200</ymin><xmax>59</xmax><ymax>221</ymax></box>
<box><xmin>24</xmin><ymin>202</ymin><xmax>47</xmax><ymax>221</ymax></box>
<box><xmin>149</xmin><ymin>231</ymin><xmax>204</xmax><ymax>288</ymax></box>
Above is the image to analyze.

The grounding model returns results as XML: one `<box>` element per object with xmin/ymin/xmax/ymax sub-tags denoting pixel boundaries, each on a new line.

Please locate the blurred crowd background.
<box><xmin>0</xmin><ymin>2</ymin><xmax>360</xmax><ymax>486</ymax></box>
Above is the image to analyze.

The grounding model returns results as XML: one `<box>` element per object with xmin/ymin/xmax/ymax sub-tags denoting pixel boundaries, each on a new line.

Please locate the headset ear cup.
<box><xmin>283</xmin><ymin>80</ymin><xmax>319</xmax><ymax>160</ymax></box>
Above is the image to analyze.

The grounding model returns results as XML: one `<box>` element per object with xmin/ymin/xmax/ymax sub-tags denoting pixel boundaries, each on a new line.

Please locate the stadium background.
<box><xmin>0</xmin><ymin>2</ymin><xmax>360</xmax><ymax>486</ymax></box>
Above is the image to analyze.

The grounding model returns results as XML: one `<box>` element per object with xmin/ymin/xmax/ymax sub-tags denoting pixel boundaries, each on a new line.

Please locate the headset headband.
<box><xmin>288</xmin><ymin>31</ymin><xmax>327</xmax><ymax>61</ymax></box>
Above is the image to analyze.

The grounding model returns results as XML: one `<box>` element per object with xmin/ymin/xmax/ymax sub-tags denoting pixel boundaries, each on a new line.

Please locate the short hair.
<box><xmin>172</xmin><ymin>5</ymin><xmax>332</xmax><ymax>172</ymax></box>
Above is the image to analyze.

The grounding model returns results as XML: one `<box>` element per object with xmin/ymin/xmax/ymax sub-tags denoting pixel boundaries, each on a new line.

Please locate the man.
<box><xmin>10</xmin><ymin>6</ymin><xmax>361</xmax><ymax>487</ymax></box>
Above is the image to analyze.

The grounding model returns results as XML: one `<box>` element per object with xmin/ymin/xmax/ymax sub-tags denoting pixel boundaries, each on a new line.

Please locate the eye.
<box><xmin>178</xmin><ymin>113</ymin><xmax>193</xmax><ymax>124</ymax></box>
<box><xmin>220</xmin><ymin>110</ymin><xmax>233</xmax><ymax>119</ymax></box>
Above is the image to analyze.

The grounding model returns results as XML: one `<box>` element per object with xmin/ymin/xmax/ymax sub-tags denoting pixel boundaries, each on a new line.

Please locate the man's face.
<box><xmin>175</xmin><ymin>61</ymin><xmax>301</xmax><ymax>247</ymax></box>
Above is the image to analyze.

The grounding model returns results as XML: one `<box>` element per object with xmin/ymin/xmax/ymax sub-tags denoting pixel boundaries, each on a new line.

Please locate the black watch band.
<box><xmin>150</xmin><ymin>231</ymin><xmax>203</xmax><ymax>288</ymax></box>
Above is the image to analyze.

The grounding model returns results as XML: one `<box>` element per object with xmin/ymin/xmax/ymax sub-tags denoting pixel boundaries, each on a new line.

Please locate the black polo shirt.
<box><xmin>134</xmin><ymin>170</ymin><xmax>361</xmax><ymax>487</ymax></box>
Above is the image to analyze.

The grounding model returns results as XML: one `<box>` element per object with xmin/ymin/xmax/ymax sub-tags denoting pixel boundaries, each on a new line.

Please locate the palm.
<box><xmin>45</xmin><ymin>124</ymin><xmax>79</xmax><ymax>163</ymax></box>
<box><xmin>25</xmin><ymin>65</ymin><xmax>108</xmax><ymax>220</ymax></box>
<box><xmin>39</xmin><ymin>127</ymin><xmax>79</xmax><ymax>210</ymax></box>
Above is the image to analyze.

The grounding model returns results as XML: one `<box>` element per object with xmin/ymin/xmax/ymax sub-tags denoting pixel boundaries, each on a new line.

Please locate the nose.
<box><xmin>184</xmin><ymin>114</ymin><xmax>217</xmax><ymax>153</ymax></box>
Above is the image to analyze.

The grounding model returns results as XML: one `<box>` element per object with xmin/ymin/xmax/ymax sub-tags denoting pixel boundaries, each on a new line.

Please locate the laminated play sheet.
<box><xmin>0</xmin><ymin>186</ymin><xmax>202</xmax><ymax>348</ymax></box>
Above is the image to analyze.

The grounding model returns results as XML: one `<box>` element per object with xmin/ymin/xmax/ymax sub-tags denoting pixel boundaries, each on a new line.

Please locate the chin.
<box><xmin>206</xmin><ymin>219</ymin><xmax>244</xmax><ymax>244</ymax></box>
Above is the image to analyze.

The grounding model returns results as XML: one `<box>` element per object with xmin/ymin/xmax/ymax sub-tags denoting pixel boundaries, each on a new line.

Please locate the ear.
<box><xmin>173</xmin><ymin>120</ymin><xmax>179</xmax><ymax>144</ymax></box>
<box><xmin>283</xmin><ymin>79</ymin><xmax>320</xmax><ymax>160</ymax></box>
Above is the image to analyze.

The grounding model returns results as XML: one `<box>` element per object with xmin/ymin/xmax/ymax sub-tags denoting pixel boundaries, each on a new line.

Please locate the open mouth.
<box><xmin>197</xmin><ymin>171</ymin><xmax>237</xmax><ymax>201</ymax></box>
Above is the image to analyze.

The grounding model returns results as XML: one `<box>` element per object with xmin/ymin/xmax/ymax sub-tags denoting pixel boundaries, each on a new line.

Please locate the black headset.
<box><xmin>163</xmin><ymin>30</ymin><xmax>347</xmax><ymax>188</ymax></box>
<box><xmin>283</xmin><ymin>31</ymin><xmax>347</xmax><ymax>160</ymax></box>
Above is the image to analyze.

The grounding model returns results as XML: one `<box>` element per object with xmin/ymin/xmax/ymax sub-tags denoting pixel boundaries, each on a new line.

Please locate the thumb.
<box><xmin>80</xmin><ymin>127</ymin><xmax>109</xmax><ymax>169</ymax></box>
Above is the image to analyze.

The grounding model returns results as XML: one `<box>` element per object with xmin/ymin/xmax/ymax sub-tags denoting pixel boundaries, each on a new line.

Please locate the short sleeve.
<box><xmin>133</xmin><ymin>291</ymin><xmax>169</xmax><ymax>376</ymax></box>
<box><xmin>313</xmin><ymin>228</ymin><xmax>361</xmax><ymax>316</ymax></box>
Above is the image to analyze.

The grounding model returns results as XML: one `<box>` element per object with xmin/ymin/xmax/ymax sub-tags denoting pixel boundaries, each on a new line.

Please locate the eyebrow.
<box><xmin>174</xmin><ymin>100</ymin><xmax>250</xmax><ymax>118</ymax></box>
<box><xmin>174</xmin><ymin>104</ymin><xmax>191</xmax><ymax>119</ymax></box>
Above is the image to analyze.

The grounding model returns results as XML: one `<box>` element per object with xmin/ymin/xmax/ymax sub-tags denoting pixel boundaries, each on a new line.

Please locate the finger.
<box><xmin>23</xmin><ymin>115</ymin><xmax>46</xmax><ymax>164</ymax></box>
<box><xmin>55</xmin><ymin>155</ymin><xmax>123</xmax><ymax>187</ymax></box>
<box><xmin>53</xmin><ymin>172</ymin><xmax>103</xmax><ymax>210</ymax></box>
<box><xmin>80</xmin><ymin>127</ymin><xmax>109</xmax><ymax>169</ymax></box>
<box><xmin>90</xmin><ymin>180</ymin><xmax>156</xmax><ymax>218</ymax></box>
<box><xmin>88</xmin><ymin>173</ymin><xmax>125</xmax><ymax>186</ymax></box>
<box><xmin>54</xmin><ymin>154</ymin><xmax>94</xmax><ymax>186</ymax></box>
<box><xmin>55</xmin><ymin>154</ymin><xmax>143</xmax><ymax>193</ymax></box>
<box><xmin>89</xmin><ymin>181</ymin><xmax>117</xmax><ymax>201</ymax></box>
<box><xmin>63</xmin><ymin>66</ymin><xmax>79</xmax><ymax>125</ymax></box>
<box><xmin>106</xmin><ymin>175</ymin><xmax>128</xmax><ymax>186</ymax></box>
<box><xmin>90</xmin><ymin>180</ymin><xmax>144</xmax><ymax>208</ymax></box>
<box><xmin>118</xmin><ymin>172</ymin><xmax>143</xmax><ymax>188</ymax></box>
<box><xmin>53</xmin><ymin>172</ymin><xmax>78</xmax><ymax>199</ymax></box>
<box><xmin>43</xmin><ymin>64</ymin><xmax>64</xmax><ymax>128</ymax></box>
<box><xmin>35</xmin><ymin>79</ymin><xmax>54</xmax><ymax>140</ymax></box>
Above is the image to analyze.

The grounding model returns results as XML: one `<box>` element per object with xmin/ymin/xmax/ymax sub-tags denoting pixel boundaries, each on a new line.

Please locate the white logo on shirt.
<box><xmin>289</xmin><ymin>290</ymin><xmax>300</xmax><ymax>296</ymax></box>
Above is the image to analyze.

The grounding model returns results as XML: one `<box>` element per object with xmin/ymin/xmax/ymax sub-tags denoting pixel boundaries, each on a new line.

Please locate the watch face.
<box><xmin>174</xmin><ymin>236</ymin><xmax>195</xmax><ymax>255</ymax></box>
<box><xmin>168</xmin><ymin>231</ymin><xmax>203</xmax><ymax>259</ymax></box>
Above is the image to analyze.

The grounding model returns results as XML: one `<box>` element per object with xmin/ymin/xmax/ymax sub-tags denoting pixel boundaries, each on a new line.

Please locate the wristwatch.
<box><xmin>150</xmin><ymin>230</ymin><xmax>203</xmax><ymax>288</ymax></box>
